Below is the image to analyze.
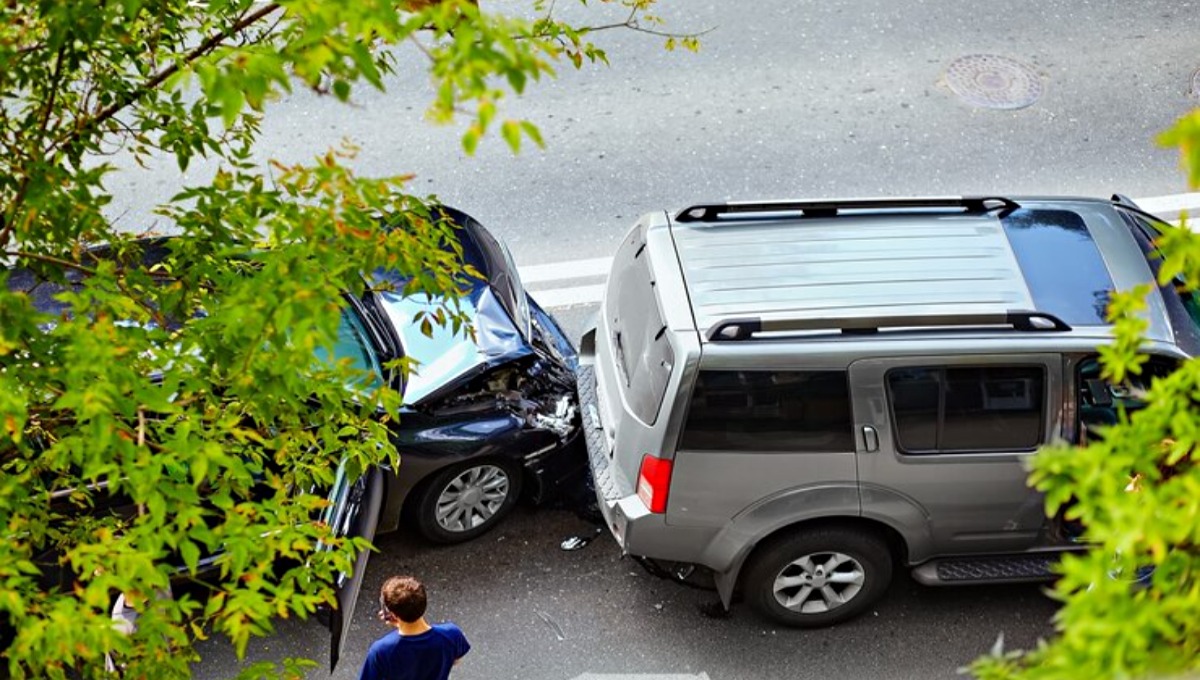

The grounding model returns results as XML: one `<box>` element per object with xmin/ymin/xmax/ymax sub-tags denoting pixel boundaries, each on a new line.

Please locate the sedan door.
<box><xmin>324</xmin><ymin>465</ymin><xmax>385</xmax><ymax>670</ymax></box>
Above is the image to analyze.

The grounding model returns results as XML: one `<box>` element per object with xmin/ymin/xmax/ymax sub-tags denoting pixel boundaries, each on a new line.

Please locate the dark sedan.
<box><xmin>361</xmin><ymin>206</ymin><xmax>584</xmax><ymax>543</ymax></box>
<box><xmin>3</xmin><ymin>206</ymin><xmax>583</xmax><ymax>668</ymax></box>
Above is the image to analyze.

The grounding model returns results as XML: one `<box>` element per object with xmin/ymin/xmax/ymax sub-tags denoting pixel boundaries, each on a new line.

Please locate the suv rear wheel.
<box><xmin>745</xmin><ymin>528</ymin><xmax>893</xmax><ymax>627</ymax></box>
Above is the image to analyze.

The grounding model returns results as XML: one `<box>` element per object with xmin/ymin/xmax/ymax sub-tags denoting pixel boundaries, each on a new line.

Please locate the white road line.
<box><xmin>521</xmin><ymin>192</ymin><xmax>1200</xmax><ymax>309</ymax></box>
<box><xmin>520</xmin><ymin>257</ymin><xmax>613</xmax><ymax>284</ymax></box>
<box><xmin>529</xmin><ymin>283</ymin><xmax>606</xmax><ymax>309</ymax></box>
<box><xmin>1134</xmin><ymin>192</ymin><xmax>1200</xmax><ymax>214</ymax></box>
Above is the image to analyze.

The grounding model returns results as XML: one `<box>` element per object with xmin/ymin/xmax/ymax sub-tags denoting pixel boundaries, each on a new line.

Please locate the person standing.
<box><xmin>358</xmin><ymin>575</ymin><xmax>470</xmax><ymax>680</ymax></box>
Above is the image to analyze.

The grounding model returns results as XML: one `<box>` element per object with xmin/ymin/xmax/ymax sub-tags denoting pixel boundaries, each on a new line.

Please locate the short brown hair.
<box><xmin>380</xmin><ymin>575</ymin><xmax>427</xmax><ymax>623</ymax></box>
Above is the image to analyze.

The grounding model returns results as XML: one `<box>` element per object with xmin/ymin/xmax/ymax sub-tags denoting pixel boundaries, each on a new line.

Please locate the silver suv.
<box><xmin>578</xmin><ymin>196</ymin><xmax>1197</xmax><ymax>627</ymax></box>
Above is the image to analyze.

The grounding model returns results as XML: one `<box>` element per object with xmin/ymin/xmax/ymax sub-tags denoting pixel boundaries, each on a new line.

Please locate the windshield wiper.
<box><xmin>355</xmin><ymin>290</ymin><xmax>404</xmax><ymax>362</ymax></box>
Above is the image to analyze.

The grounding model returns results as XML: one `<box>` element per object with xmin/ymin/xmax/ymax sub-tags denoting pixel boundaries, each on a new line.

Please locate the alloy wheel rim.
<box><xmin>771</xmin><ymin>551</ymin><xmax>866</xmax><ymax>614</ymax></box>
<box><xmin>434</xmin><ymin>465</ymin><xmax>510</xmax><ymax>533</ymax></box>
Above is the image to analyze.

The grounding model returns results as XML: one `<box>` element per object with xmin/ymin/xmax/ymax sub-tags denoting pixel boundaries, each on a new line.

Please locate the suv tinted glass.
<box><xmin>887</xmin><ymin>366</ymin><xmax>1044</xmax><ymax>454</ymax></box>
<box><xmin>680</xmin><ymin>370</ymin><xmax>853</xmax><ymax>452</ymax></box>
<box><xmin>1118</xmin><ymin>209</ymin><xmax>1200</xmax><ymax>355</ymax></box>
<box><xmin>1000</xmin><ymin>209</ymin><xmax>1113</xmax><ymax>326</ymax></box>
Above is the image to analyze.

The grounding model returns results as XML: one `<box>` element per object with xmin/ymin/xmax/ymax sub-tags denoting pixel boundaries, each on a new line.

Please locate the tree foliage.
<box><xmin>971</xmin><ymin>109</ymin><xmax>1200</xmax><ymax>679</ymax></box>
<box><xmin>0</xmin><ymin>0</ymin><xmax>691</xmax><ymax>677</ymax></box>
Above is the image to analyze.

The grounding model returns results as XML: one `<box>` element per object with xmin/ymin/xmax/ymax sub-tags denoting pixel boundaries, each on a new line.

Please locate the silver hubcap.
<box><xmin>771</xmin><ymin>551</ymin><xmax>866</xmax><ymax>614</ymax></box>
<box><xmin>435</xmin><ymin>465</ymin><xmax>510</xmax><ymax>533</ymax></box>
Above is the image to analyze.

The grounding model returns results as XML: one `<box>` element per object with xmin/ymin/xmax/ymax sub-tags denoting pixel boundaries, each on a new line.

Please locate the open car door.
<box><xmin>322</xmin><ymin>465</ymin><xmax>385</xmax><ymax>670</ymax></box>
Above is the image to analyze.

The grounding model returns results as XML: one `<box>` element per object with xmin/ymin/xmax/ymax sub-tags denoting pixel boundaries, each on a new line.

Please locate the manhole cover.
<box><xmin>943</xmin><ymin>54</ymin><xmax>1043</xmax><ymax>110</ymax></box>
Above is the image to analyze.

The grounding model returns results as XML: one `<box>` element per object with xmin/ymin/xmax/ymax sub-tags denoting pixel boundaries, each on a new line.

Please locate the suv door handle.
<box><xmin>862</xmin><ymin>425</ymin><xmax>879</xmax><ymax>453</ymax></box>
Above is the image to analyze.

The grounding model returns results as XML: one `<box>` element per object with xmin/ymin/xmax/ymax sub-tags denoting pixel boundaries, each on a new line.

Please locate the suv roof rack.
<box><xmin>1110</xmin><ymin>193</ymin><xmax>1140</xmax><ymax>209</ymax></box>
<box><xmin>674</xmin><ymin>196</ymin><xmax>1021</xmax><ymax>223</ymax></box>
<box><xmin>706</xmin><ymin>310</ymin><xmax>1071</xmax><ymax>341</ymax></box>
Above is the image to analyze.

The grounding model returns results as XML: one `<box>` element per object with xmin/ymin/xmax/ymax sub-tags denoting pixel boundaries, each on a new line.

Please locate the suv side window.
<box><xmin>1076</xmin><ymin>353</ymin><xmax>1178</xmax><ymax>443</ymax></box>
<box><xmin>887</xmin><ymin>366</ymin><xmax>1045</xmax><ymax>454</ymax></box>
<box><xmin>679</xmin><ymin>370</ymin><xmax>854</xmax><ymax>452</ymax></box>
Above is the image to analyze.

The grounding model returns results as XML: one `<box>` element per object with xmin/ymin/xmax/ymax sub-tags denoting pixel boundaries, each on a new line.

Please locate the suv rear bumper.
<box><xmin>578</xmin><ymin>364</ymin><xmax>720</xmax><ymax>564</ymax></box>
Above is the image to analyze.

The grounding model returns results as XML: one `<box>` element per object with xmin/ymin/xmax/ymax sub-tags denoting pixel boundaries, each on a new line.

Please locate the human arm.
<box><xmin>357</xmin><ymin>650</ymin><xmax>382</xmax><ymax>680</ymax></box>
<box><xmin>452</xmin><ymin>624</ymin><xmax>470</xmax><ymax>663</ymax></box>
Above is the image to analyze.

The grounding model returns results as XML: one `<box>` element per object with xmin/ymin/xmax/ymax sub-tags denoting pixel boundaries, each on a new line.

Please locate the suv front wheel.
<box><xmin>744</xmin><ymin>528</ymin><xmax>893</xmax><ymax>627</ymax></box>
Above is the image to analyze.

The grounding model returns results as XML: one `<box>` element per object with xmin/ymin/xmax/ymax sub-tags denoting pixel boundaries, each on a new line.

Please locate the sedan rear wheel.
<box><xmin>415</xmin><ymin>460</ymin><xmax>522</xmax><ymax>544</ymax></box>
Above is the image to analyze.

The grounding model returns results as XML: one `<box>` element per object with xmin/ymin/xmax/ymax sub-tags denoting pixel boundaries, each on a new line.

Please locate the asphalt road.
<box><xmin>106</xmin><ymin>0</ymin><xmax>1200</xmax><ymax>268</ymax></box>
<box><xmin>103</xmin><ymin>0</ymin><xmax>1200</xmax><ymax>676</ymax></box>
<box><xmin>194</xmin><ymin>481</ymin><xmax>1061</xmax><ymax>680</ymax></box>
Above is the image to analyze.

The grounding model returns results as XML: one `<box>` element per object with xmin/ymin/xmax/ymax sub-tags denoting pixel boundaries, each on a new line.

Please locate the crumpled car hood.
<box><xmin>375</xmin><ymin>286</ymin><xmax>534</xmax><ymax>406</ymax></box>
<box><xmin>367</xmin><ymin>206</ymin><xmax>574</xmax><ymax>408</ymax></box>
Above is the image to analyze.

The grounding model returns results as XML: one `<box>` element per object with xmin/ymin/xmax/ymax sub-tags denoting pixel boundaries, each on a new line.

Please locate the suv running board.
<box><xmin>911</xmin><ymin>554</ymin><xmax>1061</xmax><ymax>586</ymax></box>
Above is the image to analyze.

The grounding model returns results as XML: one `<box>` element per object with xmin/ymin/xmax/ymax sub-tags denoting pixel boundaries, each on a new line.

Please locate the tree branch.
<box><xmin>572</xmin><ymin>16</ymin><xmax>714</xmax><ymax>40</ymax></box>
<box><xmin>57</xmin><ymin>2</ymin><xmax>284</xmax><ymax>156</ymax></box>
<box><xmin>5</xmin><ymin>250</ymin><xmax>98</xmax><ymax>276</ymax></box>
<box><xmin>0</xmin><ymin>43</ymin><xmax>68</xmax><ymax>252</ymax></box>
<box><xmin>4</xmin><ymin>4</ymin><xmax>285</xmax><ymax>250</ymax></box>
<box><xmin>5</xmin><ymin>249</ymin><xmax>181</xmax><ymax>284</ymax></box>
<box><xmin>535</xmin><ymin>2</ymin><xmax>710</xmax><ymax>41</ymax></box>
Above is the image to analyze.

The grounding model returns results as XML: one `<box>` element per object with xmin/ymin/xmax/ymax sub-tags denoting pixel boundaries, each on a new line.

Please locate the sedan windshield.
<box><xmin>314</xmin><ymin>308</ymin><xmax>387</xmax><ymax>392</ymax></box>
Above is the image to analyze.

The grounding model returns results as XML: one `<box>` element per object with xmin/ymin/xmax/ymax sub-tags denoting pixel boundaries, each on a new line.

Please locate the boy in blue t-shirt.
<box><xmin>358</xmin><ymin>575</ymin><xmax>470</xmax><ymax>680</ymax></box>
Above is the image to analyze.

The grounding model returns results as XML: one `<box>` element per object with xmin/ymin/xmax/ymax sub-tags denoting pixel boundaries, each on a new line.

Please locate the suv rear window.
<box><xmin>680</xmin><ymin>370</ymin><xmax>854</xmax><ymax>452</ymax></box>
<box><xmin>887</xmin><ymin>366</ymin><xmax>1044</xmax><ymax>454</ymax></box>
<box><xmin>606</xmin><ymin>227</ymin><xmax>674</xmax><ymax>424</ymax></box>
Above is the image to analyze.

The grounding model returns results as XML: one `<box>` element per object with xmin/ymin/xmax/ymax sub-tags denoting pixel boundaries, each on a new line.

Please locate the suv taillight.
<box><xmin>636</xmin><ymin>454</ymin><xmax>673</xmax><ymax>514</ymax></box>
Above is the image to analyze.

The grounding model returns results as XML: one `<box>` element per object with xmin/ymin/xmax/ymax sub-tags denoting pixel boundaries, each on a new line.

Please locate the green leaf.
<box><xmin>506</xmin><ymin>69</ymin><xmax>527</xmax><ymax>94</ymax></box>
<box><xmin>180</xmin><ymin>540</ymin><xmax>201</xmax><ymax>573</ymax></box>
<box><xmin>462</xmin><ymin>125</ymin><xmax>482</xmax><ymax>155</ymax></box>
<box><xmin>500</xmin><ymin>120</ymin><xmax>521</xmax><ymax>153</ymax></box>
<box><xmin>191</xmin><ymin>454</ymin><xmax>209</xmax><ymax>487</ymax></box>
<box><xmin>218</xmin><ymin>81</ymin><xmax>247</xmax><ymax>128</ymax></box>
<box><xmin>333</xmin><ymin>79</ymin><xmax>351</xmax><ymax>102</ymax></box>
<box><xmin>520</xmin><ymin>121</ymin><xmax>545</xmax><ymax>148</ymax></box>
<box><xmin>349</xmin><ymin>42</ymin><xmax>384</xmax><ymax>90</ymax></box>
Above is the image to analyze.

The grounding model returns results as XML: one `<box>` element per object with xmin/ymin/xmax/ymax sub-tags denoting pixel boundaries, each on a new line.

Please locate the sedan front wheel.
<box><xmin>415</xmin><ymin>460</ymin><xmax>522</xmax><ymax>544</ymax></box>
